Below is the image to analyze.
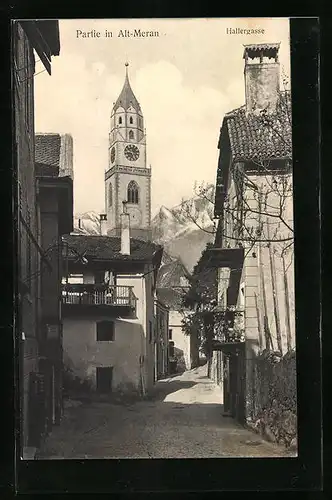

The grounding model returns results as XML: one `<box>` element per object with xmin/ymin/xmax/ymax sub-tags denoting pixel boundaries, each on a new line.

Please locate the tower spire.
<box><xmin>113</xmin><ymin>62</ymin><xmax>141</xmax><ymax>112</ymax></box>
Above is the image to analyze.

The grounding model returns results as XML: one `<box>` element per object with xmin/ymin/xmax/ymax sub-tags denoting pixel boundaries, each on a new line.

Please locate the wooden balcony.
<box><xmin>61</xmin><ymin>284</ymin><xmax>137</xmax><ymax>318</ymax></box>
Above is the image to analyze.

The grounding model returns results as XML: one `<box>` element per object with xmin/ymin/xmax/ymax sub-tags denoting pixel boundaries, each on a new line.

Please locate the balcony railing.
<box><xmin>62</xmin><ymin>284</ymin><xmax>137</xmax><ymax>310</ymax></box>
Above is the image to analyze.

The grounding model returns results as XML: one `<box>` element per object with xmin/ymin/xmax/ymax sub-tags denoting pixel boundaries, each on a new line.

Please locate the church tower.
<box><xmin>105</xmin><ymin>63</ymin><xmax>152</xmax><ymax>240</ymax></box>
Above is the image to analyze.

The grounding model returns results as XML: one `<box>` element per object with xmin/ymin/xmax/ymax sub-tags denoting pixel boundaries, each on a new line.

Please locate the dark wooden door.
<box><xmin>96</xmin><ymin>367</ymin><xmax>113</xmax><ymax>393</ymax></box>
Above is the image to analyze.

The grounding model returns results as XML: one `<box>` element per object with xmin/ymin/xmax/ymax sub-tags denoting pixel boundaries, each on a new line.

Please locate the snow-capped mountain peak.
<box><xmin>73</xmin><ymin>211</ymin><xmax>101</xmax><ymax>235</ymax></box>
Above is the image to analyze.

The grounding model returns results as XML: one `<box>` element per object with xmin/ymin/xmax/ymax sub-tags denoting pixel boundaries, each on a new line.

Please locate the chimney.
<box><xmin>120</xmin><ymin>201</ymin><xmax>130</xmax><ymax>255</ymax></box>
<box><xmin>59</xmin><ymin>134</ymin><xmax>74</xmax><ymax>180</ymax></box>
<box><xmin>243</xmin><ymin>43</ymin><xmax>280</xmax><ymax>115</ymax></box>
<box><xmin>99</xmin><ymin>213</ymin><xmax>108</xmax><ymax>236</ymax></box>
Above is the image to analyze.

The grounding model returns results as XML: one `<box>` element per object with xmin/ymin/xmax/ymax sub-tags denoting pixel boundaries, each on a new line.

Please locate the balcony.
<box><xmin>204</xmin><ymin>309</ymin><xmax>245</xmax><ymax>353</ymax></box>
<box><xmin>61</xmin><ymin>284</ymin><xmax>137</xmax><ymax>318</ymax></box>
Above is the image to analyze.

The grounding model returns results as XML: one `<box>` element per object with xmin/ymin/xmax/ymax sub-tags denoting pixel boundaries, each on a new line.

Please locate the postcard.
<box><xmin>13</xmin><ymin>17</ymin><xmax>297</xmax><ymax>461</ymax></box>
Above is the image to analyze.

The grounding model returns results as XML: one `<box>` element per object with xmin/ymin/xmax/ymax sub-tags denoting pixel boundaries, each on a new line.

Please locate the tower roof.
<box><xmin>113</xmin><ymin>63</ymin><xmax>142</xmax><ymax>113</ymax></box>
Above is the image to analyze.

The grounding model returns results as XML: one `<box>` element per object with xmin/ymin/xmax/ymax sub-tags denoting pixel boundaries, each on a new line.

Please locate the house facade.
<box><xmin>35</xmin><ymin>133</ymin><xmax>74</xmax><ymax>434</ymax></box>
<box><xmin>12</xmin><ymin>20</ymin><xmax>63</xmax><ymax>458</ymax></box>
<box><xmin>209</xmin><ymin>43</ymin><xmax>294</xmax><ymax>423</ymax></box>
<box><xmin>154</xmin><ymin>299</ymin><xmax>169</xmax><ymax>380</ymax></box>
<box><xmin>156</xmin><ymin>257</ymin><xmax>191</xmax><ymax>371</ymax></box>
<box><xmin>61</xmin><ymin>228</ymin><xmax>163</xmax><ymax>397</ymax></box>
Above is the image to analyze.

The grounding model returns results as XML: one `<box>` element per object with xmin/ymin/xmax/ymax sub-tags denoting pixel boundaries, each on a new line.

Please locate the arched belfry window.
<box><xmin>119</xmin><ymin>116</ymin><xmax>122</xmax><ymax>125</ymax></box>
<box><xmin>108</xmin><ymin>183</ymin><xmax>113</xmax><ymax>207</ymax></box>
<box><xmin>127</xmin><ymin>181</ymin><xmax>139</xmax><ymax>204</ymax></box>
<box><xmin>129</xmin><ymin>130</ymin><xmax>134</xmax><ymax>140</ymax></box>
<box><xmin>129</xmin><ymin>116</ymin><xmax>133</xmax><ymax>124</ymax></box>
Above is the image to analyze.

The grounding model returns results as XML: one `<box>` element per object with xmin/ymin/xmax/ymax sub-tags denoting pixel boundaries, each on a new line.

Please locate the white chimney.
<box><xmin>243</xmin><ymin>43</ymin><xmax>280</xmax><ymax>115</ymax></box>
<box><xmin>120</xmin><ymin>201</ymin><xmax>130</xmax><ymax>255</ymax></box>
<box><xmin>99</xmin><ymin>213</ymin><xmax>108</xmax><ymax>236</ymax></box>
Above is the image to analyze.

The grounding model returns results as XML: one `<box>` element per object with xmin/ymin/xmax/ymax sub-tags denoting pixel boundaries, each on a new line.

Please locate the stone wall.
<box><xmin>248</xmin><ymin>349</ymin><xmax>297</xmax><ymax>450</ymax></box>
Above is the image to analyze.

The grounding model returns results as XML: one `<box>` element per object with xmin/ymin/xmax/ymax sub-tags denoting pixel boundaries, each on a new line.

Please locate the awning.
<box><xmin>206</xmin><ymin>247</ymin><xmax>244</xmax><ymax>307</ymax></box>
<box><xmin>212</xmin><ymin>339</ymin><xmax>245</xmax><ymax>354</ymax></box>
<box><xmin>205</xmin><ymin>247</ymin><xmax>245</xmax><ymax>269</ymax></box>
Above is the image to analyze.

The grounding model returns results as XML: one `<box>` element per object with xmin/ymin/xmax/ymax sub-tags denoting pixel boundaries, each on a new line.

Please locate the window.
<box><xmin>96</xmin><ymin>321</ymin><xmax>115</xmax><ymax>341</ymax></box>
<box><xmin>96</xmin><ymin>367</ymin><xmax>113</xmax><ymax>393</ymax></box>
<box><xmin>169</xmin><ymin>329</ymin><xmax>173</xmax><ymax>340</ymax></box>
<box><xmin>169</xmin><ymin>341</ymin><xmax>175</xmax><ymax>358</ymax></box>
<box><xmin>129</xmin><ymin>130</ymin><xmax>134</xmax><ymax>140</ymax></box>
<box><xmin>108</xmin><ymin>183</ymin><xmax>113</xmax><ymax>207</ymax></box>
<box><xmin>127</xmin><ymin>181</ymin><xmax>139</xmax><ymax>204</ymax></box>
<box><xmin>149</xmin><ymin>320</ymin><xmax>153</xmax><ymax>343</ymax></box>
<box><xmin>129</xmin><ymin>116</ymin><xmax>133</xmax><ymax>124</ymax></box>
<box><xmin>118</xmin><ymin>116</ymin><xmax>122</xmax><ymax>124</ymax></box>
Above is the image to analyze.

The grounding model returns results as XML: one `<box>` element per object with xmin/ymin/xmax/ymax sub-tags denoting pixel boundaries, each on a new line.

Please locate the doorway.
<box><xmin>96</xmin><ymin>366</ymin><xmax>113</xmax><ymax>393</ymax></box>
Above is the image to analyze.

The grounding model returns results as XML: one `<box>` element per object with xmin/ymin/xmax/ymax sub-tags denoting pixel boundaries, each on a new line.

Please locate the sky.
<box><xmin>34</xmin><ymin>18</ymin><xmax>291</xmax><ymax>217</ymax></box>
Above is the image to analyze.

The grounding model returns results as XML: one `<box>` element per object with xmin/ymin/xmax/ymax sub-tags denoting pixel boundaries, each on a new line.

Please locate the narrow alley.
<box><xmin>37</xmin><ymin>366</ymin><xmax>292</xmax><ymax>459</ymax></box>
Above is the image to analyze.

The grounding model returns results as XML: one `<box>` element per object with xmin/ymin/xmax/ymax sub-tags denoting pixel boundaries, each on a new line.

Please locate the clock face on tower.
<box><xmin>129</xmin><ymin>206</ymin><xmax>142</xmax><ymax>228</ymax></box>
<box><xmin>124</xmin><ymin>144</ymin><xmax>140</xmax><ymax>162</ymax></box>
<box><xmin>110</xmin><ymin>147</ymin><xmax>115</xmax><ymax>163</ymax></box>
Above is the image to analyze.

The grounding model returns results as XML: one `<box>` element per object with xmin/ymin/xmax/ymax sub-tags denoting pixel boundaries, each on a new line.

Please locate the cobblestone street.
<box><xmin>37</xmin><ymin>366</ymin><xmax>292</xmax><ymax>459</ymax></box>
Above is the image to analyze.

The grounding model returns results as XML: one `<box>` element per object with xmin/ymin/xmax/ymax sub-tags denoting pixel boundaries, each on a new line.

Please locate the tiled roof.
<box><xmin>35</xmin><ymin>133</ymin><xmax>61</xmax><ymax>168</ymax></box>
<box><xmin>62</xmin><ymin>234</ymin><xmax>162</xmax><ymax>263</ymax></box>
<box><xmin>224</xmin><ymin>91</ymin><xmax>292</xmax><ymax>162</ymax></box>
<box><xmin>35</xmin><ymin>133</ymin><xmax>74</xmax><ymax>179</ymax></box>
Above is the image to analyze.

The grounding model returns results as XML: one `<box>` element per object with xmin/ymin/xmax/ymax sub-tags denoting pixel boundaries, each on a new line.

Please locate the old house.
<box><xmin>12</xmin><ymin>20</ymin><xmax>62</xmax><ymax>458</ymax></box>
<box><xmin>61</xmin><ymin>212</ymin><xmax>164</xmax><ymax>398</ymax></box>
<box><xmin>208</xmin><ymin>43</ymin><xmax>294</xmax><ymax>427</ymax></box>
<box><xmin>35</xmin><ymin>133</ymin><xmax>74</xmax><ymax>435</ymax></box>
<box><xmin>156</xmin><ymin>257</ymin><xmax>191</xmax><ymax>371</ymax></box>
